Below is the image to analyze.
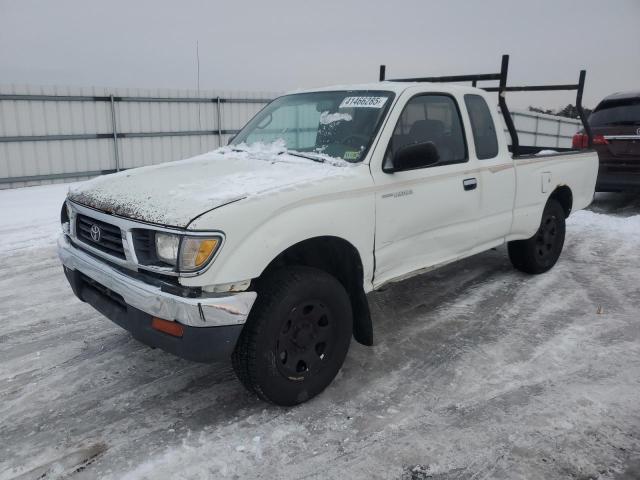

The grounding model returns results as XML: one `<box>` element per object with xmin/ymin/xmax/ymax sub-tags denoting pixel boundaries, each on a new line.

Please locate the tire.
<box><xmin>232</xmin><ymin>266</ymin><xmax>353</xmax><ymax>406</ymax></box>
<box><xmin>508</xmin><ymin>198</ymin><xmax>566</xmax><ymax>274</ymax></box>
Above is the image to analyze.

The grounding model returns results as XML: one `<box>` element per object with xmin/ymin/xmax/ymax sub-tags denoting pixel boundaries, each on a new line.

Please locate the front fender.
<box><xmin>180</xmin><ymin>178</ymin><xmax>376</xmax><ymax>290</ymax></box>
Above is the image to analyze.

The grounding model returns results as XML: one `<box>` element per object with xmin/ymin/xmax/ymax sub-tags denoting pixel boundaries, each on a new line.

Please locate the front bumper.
<box><xmin>58</xmin><ymin>234</ymin><xmax>257</xmax><ymax>362</ymax></box>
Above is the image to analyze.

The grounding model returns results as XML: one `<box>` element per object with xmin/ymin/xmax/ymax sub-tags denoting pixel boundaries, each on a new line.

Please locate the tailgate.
<box><xmin>597</xmin><ymin>130</ymin><xmax>640</xmax><ymax>177</ymax></box>
<box><xmin>603</xmin><ymin>134</ymin><xmax>640</xmax><ymax>158</ymax></box>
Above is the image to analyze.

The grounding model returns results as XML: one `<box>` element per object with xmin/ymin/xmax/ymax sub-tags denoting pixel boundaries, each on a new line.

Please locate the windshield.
<box><xmin>231</xmin><ymin>91</ymin><xmax>395</xmax><ymax>163</ymax></box>
<box><xmin>589</xmin><ymin>98</ymin><xmax>640</xmax><ymax>127</ymax></box>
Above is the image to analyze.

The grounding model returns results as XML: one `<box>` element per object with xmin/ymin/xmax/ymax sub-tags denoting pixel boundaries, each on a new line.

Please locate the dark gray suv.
<box><xmin>573</xmin><ymin>91</ymin><xmax>640</xmax><ymax>192</ymax></box>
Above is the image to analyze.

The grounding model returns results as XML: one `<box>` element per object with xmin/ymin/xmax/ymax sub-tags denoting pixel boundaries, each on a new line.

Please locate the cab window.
<box><xmin>464</xmin><ymin>94</ymin><xmax>499</xmax><ymax>159</ymax></box>
<box><xmin>386</xmin><ymin>94</ymin><xmax>467</xmax><ymax>170</ymax></box>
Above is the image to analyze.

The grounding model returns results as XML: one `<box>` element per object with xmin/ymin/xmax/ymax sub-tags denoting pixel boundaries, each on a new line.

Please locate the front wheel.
<box><xmin>508</xmin><ymin>198</ymin><xmax>566</xmax><ymax>274</ymax></box>
<box><xmin>232</xmin><ymin>266</ymin><xmax>353</xmax><ymax>406</ymax></box>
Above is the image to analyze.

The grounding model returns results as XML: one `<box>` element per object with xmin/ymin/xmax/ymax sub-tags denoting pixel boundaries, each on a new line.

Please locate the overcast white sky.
<box><xmin>1</xmin><ymin>0</ymin><xmax>638</xmax><ymax>110</ymax></box>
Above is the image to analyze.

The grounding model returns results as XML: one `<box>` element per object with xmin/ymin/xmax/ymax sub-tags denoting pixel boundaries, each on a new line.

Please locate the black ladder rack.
<box><xmin>378</xmin><ymin>54</ymin><xmax>592</xmax><ymax>157</ymax></box>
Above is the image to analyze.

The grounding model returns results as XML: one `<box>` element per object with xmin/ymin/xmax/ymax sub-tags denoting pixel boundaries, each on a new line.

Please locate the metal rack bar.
<box><xmin>575</xmin><ymin>70</ymin><xmax>593</xmax><ymax>148</ymax></box>
<box><xmin>388</xmin><ymin>73</ymin><xmax>502</xmax><ymax>83</ymax></box>
<box><xmin>484</xmin><ymin>84</ymin><xmax>579</xmax><ymax>92</ymax></box>
<box><xmin>497</xmin><ymin>55</ymin><xmax>519</xmax><ymax>155</ymax></box>
<box><xmin>378</xmin><ymin>54</ymin><xmax>591</xmax><ymax>157</ymax></box>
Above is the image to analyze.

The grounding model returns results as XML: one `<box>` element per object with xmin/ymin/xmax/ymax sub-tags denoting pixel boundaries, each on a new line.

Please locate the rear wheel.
<box><xmin>232</xmin><ymin>266</ymin><xmax>352</xmax><ymax>406</ymax></box>
<box><xmin>508</xmin><ymin>198</ymin><xmax>566</xmax><ymax>274</ymax></box>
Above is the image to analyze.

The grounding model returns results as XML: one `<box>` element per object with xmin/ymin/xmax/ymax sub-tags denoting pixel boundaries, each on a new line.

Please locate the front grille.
<box><xmin>76</xmin><ymin>214</ymin><xmax>126</xmax><ymax>259</ymax></box>
<box><xmin>132</xmin><ymin>229</ymin><xmax>155</xmax><ymax>264</ymax></box>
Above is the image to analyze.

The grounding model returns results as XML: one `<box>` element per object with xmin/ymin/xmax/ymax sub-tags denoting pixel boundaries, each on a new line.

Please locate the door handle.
<box><xmin>463</xmin><ymin>178</ymin><xmax>477</xmax><ymax>191</ymax></box>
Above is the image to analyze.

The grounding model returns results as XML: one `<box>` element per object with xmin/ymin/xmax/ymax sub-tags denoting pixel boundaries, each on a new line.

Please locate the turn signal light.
<box><xmin>179</xmin><ymin>237</ymin><xmax>220</xmax><ymax>271</ymax></box>
<box><xmin>151</xmin><ymin>317</ymin><xmax>184</xmax><ymax>337</ymax></box>
<box><xmin>195</xmin><ymin>239</ymin><xmax>219</xmax><ymax>266</ymax></box>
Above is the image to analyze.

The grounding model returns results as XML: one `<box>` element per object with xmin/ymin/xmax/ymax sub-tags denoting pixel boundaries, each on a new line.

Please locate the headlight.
<box><xmin>154</xmin><ymin>233</ymin><xmax>221</xmax><ymax>272</ymax></box>
<box><xmin>155</xmin><ymin>233</ymin><xmax>180</xmax><ymax>266</ymax></box>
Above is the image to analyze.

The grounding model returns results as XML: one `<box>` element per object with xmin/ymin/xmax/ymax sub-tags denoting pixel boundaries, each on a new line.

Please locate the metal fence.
<box><xmin>499</xmin><ymin>110</ymin><xmax>581</xmax><ymax>149</ymax></box>
<box><xmin>0</xmin><ymin>84</ymin><xmax>582</xmax><ymax>189</ymax></box>
<box><xmin>0</xmin><ymin>84</ymin><xmax>276</xmax><ymax>188</ymax></box>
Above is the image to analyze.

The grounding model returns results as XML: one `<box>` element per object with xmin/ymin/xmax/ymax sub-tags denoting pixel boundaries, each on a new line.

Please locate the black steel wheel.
<box><xmin>275</xmin><ymin>300</ymin><xmax>336</xmax><ymax>380</ymax></box>
<box><xmin>508</xmin><ymin>198</ymin><xmax>566</xmax><ymax>274</ymax></box>
<box><xmin>535</xmin><ymin>211</ymin><xmax>560</xmax><ymax>263</ymax></box>
<box><xmin>232</xmin><ymin>266</ymin><xmax>352</xmax><ymax>406</ymax></box>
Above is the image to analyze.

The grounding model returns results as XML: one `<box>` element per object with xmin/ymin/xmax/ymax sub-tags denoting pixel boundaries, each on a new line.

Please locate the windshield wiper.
<box><xmin>282</xmin><ymin>150</ymin><xmax>326</xmax><ymax>163</ymax></box>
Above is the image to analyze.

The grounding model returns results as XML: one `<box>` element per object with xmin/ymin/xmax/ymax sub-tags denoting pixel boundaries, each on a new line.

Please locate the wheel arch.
<box><xmin>549</xmin><ymin>185</ymin><xmax>573</xmax><ymax>218</ymax></box>
<box><xmin>258</xmin><ymin>235</ymin><xmax>373</xmax><ymax>346</ymax></box>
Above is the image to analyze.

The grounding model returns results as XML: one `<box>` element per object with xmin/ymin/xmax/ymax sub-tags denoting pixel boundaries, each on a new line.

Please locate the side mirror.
<box><xmin>384</xmin><ymin>142</ymin><xmax>440</xmax><ymax>173</ymax></box>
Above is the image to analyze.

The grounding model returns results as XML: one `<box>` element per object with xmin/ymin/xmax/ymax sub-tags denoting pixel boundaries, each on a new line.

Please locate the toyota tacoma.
<box><xmin>58</xmin><ymin>56</ymin><xmax>599</xmax><ymax>405</ymax></box>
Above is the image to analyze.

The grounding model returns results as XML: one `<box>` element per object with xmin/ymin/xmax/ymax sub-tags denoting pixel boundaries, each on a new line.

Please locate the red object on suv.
<box><xmin>573</xmin><ymin>91</ymin><xmax>640</xmax><ymax>192</ymax></box>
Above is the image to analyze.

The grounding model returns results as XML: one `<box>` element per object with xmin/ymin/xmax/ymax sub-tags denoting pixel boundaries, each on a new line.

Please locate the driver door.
<box><xmin>371</xmin><ymin>93</ymin><xmax>482</xmax><ymax>287</ymax></box>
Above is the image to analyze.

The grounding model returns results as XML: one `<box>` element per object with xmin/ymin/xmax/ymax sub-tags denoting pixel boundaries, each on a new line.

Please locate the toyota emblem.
<box><xmin>90</xmin><ymin>224</ymin><xmax>102</xmax><ymax>242</ymax></box>
<box><xmin>637</xmin><ymin>127</ymin><xmax>640</xmax><ymax>136</ymax></box>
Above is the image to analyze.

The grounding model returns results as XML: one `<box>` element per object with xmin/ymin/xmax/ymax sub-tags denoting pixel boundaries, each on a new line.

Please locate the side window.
<box><xmin>464</xmin><ymin>94</ymin><xmax>499</xmax><ymax>160</ymax></box>
<box><xmin>386</xmin><ymin>94</ymin><xmax>467</xmax><ymax>169</ymax></box>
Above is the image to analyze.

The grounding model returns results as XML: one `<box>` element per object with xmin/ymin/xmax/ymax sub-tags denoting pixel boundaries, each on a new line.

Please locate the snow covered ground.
<box><xmin>0</xmin><ymin>183</ymin><xmax>74</xmax><ymax>255</ymax></box>
<box><xmin>1</xmin><ymin>185</ymin><xmax>639</xmax><ymax>479</ymax></box>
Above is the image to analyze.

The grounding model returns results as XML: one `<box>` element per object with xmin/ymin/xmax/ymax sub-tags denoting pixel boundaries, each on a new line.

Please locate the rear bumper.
<box><xmin>596</xmin><ymin>173</ymin><xmax>640</xmax><ymax>192</ymax></box>
<box><xmin>58</xmin><ymin>234</ymin><xmax>256</xmax><ymax>362</ymax></box>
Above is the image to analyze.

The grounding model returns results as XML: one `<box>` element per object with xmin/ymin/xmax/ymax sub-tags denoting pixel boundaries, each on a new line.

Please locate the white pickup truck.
<box><xmin>58</xmin><ymin>57</ymin><xmax>598</xmax><ymax>405</ymax></box>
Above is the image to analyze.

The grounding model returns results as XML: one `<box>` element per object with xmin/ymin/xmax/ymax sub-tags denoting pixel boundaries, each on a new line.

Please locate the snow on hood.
<box><xmin>68</xmin><ymin>141</ymin><xmax>356</xmax><ymax>228</ymax></box>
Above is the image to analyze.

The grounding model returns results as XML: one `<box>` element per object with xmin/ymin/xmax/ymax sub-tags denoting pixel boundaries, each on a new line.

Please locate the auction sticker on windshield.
<box><xmin>339</xmin><ymin>96</ymin><xmax>388</xmax><ymax>109</ymax></box>
<box><xmin>343</xmin><ymin>150</ymin><xmax>360</xmax><ymax>160</ymax></box>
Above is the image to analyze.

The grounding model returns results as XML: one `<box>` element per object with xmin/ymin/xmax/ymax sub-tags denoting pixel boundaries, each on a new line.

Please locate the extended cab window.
<box><xmin>464</xmin><ymin>94</ymin><xmax>499</xmax><ymax>160</ymax></box>
<box><xmin>387</xmin><ymin>94</ymin><xmax>467</xmax><ymax>169</ymax></box>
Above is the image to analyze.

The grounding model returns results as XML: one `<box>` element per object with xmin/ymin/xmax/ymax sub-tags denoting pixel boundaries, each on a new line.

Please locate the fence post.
<box><xmin>295</xmin><ymin>105</ymin><xmax>300</xmax><ymax>147</ymax></box>
<box><xmin>109</xmin><ymin>94</ymin><xmax>120</xmax><ymax>171</ymax></box>
<box><xmin>216</xmin><ymin>96</ymin><xmax>222</xmax><ymax>147</ymax></box>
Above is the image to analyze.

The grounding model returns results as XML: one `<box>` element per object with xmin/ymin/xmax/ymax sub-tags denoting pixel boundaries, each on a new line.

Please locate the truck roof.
<box><xmin>290</xmin><ymin>81</ymin><xmax>480</xmax><ymax>96</ymax></box>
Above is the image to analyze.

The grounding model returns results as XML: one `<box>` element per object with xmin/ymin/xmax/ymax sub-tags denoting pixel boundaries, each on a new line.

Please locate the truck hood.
<box><xmin>68</xmin><ymin>144</ymin><xmax>356</xmax><ymax>228</ymax></box>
